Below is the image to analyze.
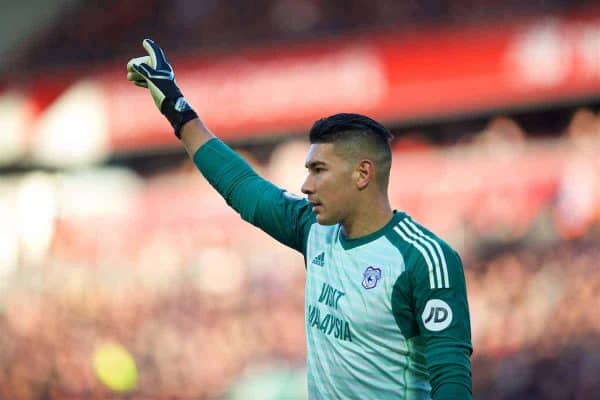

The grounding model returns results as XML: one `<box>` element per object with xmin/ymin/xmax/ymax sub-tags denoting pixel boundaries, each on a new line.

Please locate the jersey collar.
<box><xmin>338</xmin><ymin>210</ymin><xmax>407</xmax><ymax>250</ymax></box>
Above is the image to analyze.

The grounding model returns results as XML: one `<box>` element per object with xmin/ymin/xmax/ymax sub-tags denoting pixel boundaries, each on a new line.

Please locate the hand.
<box><xmin>126</xmin><ymin>38</ymin><xmax>178</xmax><ymax>110</ymax></box>
<box><xmin>126</xmin><ymin>38</ymin><xmax>197</xmax><ymax>138</ymax></box>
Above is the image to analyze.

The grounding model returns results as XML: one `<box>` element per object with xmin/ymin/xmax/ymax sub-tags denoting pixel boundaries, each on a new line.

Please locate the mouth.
<box><xmin>309</xmin><ymin>200</ymin><xmax>322</xmax><ymax>213</ymax></box>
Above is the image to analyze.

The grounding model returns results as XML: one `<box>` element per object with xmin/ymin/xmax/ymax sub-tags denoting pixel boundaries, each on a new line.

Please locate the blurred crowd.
<box><xmin>469</xmin><ymin>236</ymin><xmax>600</xmax><ymax>399</ymax></box>
<box><xmin>7</xmin><ymin>0</ymin><xmax>591</xmax><ymax>73</ymax></box>
<box><xmin>1</xmin><ymin>0</ymin><xmax>599</xmax><ymax>396</ymax></box>
<box><xmin>0</xmin><ymin>224</ymin><xmax>599</xmax><ymax>399</ymax></box>
<box><xmin>0</xmin><ymin>107</ymin><xmax>599</xmax><ymax>399</ymax></box>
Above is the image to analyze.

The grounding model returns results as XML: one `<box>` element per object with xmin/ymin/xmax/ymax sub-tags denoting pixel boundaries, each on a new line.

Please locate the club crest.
<box><xmin>362</xmin><ymin>266</ymin><xmax>382</xmax><ymax>289</ymax></box>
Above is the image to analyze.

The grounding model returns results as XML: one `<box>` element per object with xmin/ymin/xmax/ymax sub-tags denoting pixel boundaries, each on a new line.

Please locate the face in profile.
<box><xmin>301</xmin><ymin>143</ymin><xmax>357</xmax><ymax>225</ymax></box>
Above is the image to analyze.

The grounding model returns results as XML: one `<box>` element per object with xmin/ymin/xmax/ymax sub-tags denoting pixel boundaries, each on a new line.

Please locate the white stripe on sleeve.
<box><xmin>405</xmin><ymin>219</ymin><xmax>450</xmax><ymax>288</ymax></box>
<box><xmin>394</xmin><ymin>225</ymin><xmax>436</xmax><ymax>289</ymax></box>
<box><xmin>398</xmin><ymin>221</ymin><xmax>442</xmax><ymax>289</ymax></box>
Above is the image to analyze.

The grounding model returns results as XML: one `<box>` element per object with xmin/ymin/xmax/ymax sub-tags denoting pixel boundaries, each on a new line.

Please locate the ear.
<box><xmin>355</xmin><ymin>159</ymin><xmax>375</xmax><ymax>190</ymax></box>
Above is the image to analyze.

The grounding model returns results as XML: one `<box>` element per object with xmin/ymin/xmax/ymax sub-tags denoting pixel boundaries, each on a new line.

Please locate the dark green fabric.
<box><xmin>433</xmin><ymin>382</ymin><xmax>473</xmax><ymax>399</ymax></box>
<box><xmin>388</xmin><ymin>220</ymin><xmax>472</xmax><ymax>400</ymax></box>
<box><xmin>193</xmin><ymin>138</ymin><xmax>315</xmax><ymax>255</ymax></box>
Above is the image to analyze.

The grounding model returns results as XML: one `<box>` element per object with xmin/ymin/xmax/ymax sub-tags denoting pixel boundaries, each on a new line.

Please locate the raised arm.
<box><xmin>126</xmin><ymin>39</ymin><xmax>315</xmax><ymax>254</ymax></box>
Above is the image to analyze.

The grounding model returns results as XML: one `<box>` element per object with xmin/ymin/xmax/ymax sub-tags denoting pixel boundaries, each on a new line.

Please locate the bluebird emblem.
<box><xmin>362</xmin><ymin>266</ymin><xmax>382</xmax><ymax>289</ymax></box>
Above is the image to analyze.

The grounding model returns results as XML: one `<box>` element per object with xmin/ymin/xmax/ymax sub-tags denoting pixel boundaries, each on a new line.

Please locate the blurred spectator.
<box><xmin>554</xmin><ymin>108</ymin><xmax>600</xmax><ymax>239</ymax></box>
<box><xmin>269</xmin><ymin>0</ymin><xmax>322</xmax><ymax>36</ymax></box>
<box><xmin>473</xmin><ymin>116</ymin><xmax>526</xmax><ymax>150</ymax></box>
<box><xmin>268</xmin><ymin>139</ymin><xmax>309</xmax><ymax>194</ymax></box>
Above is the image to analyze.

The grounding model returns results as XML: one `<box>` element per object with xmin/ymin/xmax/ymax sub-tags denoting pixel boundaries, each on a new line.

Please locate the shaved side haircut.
<box><xmin>309</xmin><ymin>113</ymin><xmax>393</xmax><ymax>187</ymax></box>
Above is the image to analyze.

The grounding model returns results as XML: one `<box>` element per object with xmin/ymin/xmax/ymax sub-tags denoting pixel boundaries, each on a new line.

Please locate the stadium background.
<box><xmin>0</xmin><ymin>0</ymin><xmax>599</xmax><ymax>399</ymax></box>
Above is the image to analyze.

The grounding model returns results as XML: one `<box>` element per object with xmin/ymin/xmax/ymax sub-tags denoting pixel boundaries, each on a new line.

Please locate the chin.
<box><xmin>316</xmin><ymin>214</ymin><xmax>338</xmax><ymax>226</ymax></box>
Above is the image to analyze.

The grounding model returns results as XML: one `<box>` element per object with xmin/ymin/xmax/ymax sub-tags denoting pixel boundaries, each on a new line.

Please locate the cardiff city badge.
<box><xmin>362</xmin><ymin>266</ymin><xmax>382</xmax><ymax>289</ymax></box>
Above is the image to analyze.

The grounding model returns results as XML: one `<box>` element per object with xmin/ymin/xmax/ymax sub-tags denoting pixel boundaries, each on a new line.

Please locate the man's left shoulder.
<box><xmin>395</xmin><ymin>215</ymin><xmax>464</xmax><ymax>288</ymax></box>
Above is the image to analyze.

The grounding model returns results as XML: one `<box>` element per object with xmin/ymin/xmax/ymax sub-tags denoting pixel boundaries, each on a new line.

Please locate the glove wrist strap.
<box><xmin>160</xmin><ymin>97</ymin><xmax>198</xmax><ymax>139</ymax></box>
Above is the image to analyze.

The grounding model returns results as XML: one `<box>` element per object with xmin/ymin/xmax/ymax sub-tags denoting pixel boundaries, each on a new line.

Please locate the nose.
<box><xmin>301</xmin><ymin>174</ymin><xmax>313</xmax><ymax>195</ymax></box>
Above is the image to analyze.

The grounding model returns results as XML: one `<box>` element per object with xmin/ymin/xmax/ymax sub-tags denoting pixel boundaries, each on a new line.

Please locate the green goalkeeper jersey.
<box><xmin>194</xmin><ymin>138</ymin><xmax>472</xmax><ymax>400</ymax></box>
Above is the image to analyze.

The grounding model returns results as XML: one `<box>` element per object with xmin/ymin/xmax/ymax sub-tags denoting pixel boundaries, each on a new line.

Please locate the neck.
<box><xmin>341</xmin><ymin>195</ymin><xmax>393</xmax><ymax>239</ymax></box>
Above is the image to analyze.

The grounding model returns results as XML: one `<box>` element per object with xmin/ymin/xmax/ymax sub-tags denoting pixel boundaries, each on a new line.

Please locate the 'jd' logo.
<box><xmin>421</xmin><ymin>299</ymin><xmax>453</xmax><ymax>331</ymax></box>
<box><xmin>424</xmin><ymin>306</ymin><xmax>448</xmax><ymax>323</ymax></box>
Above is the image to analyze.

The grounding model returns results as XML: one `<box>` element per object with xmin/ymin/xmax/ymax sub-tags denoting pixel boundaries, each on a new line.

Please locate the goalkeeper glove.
<box><xmin>126</xmin><ymin>38</ymin><xmax>197</xmax><ymax>138</ymax></box>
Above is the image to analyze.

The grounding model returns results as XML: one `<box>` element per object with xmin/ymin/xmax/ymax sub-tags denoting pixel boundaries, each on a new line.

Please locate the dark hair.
<box><xmin>309</xmin><ymin>113</ymin><xmax>393</xmax><ymax>146</ymax></box>
<box><xmin>309</xmin><ymin>113</ymin><xmax>393</xmax><ymax>186</ymax></box>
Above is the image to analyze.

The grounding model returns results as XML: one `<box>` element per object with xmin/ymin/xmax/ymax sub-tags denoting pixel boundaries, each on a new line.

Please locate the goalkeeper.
<box><xmin>127</xmin><ymin>39</ymin><xmax>472</xmax><ymax>400</ymax></box>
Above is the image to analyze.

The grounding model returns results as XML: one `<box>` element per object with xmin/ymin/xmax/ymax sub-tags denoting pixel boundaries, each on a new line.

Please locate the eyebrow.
<box><xmin>305</xmin><ymin>160</ymin><xmax>327</xmax><ymax>169</ymax></box>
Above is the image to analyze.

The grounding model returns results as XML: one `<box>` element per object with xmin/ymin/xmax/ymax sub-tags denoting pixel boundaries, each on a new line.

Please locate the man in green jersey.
<box><xmin>127</xmin><ymin>39</ymin><xmax>472</xmax><ymax>399</ymax></box>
